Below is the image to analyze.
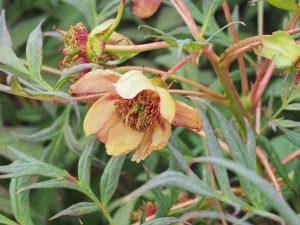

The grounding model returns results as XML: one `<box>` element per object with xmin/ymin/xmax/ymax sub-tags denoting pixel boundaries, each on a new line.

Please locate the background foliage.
<box><xmin>0</xmin><ymin>0</ymin><xmax>300</xmax><ymax>225</ymax></box>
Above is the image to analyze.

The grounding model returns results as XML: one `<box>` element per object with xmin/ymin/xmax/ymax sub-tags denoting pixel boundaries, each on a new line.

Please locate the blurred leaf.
<box><xmin>62</xmin><ymin>0</ymin><xmax>97</xmax><ymax>28</ymax></box>
<box><xmin>267</xmin><ymin>0</ymin><xmax>298</xmax><ymax>12</ymax></box>
<box><xmin>113</xmin><ymin>199</ymin><xmax>137</xmax><ymax>225</ymax></box>
<box><xmin>193</xmin><ymin>157</ymin><xmax>300</xmax><ymax>225</ymax></box>
<box><xmin>276</xmin><ymin>119</ymin><xmax>300</xmax><ymax>128</ymax></box>
<box><xmin>0</xmin><ymin>214</ymin><xmax>18</xmax><ymax>225</ymax></box>
<box><xmin>9</xmin><ymin>176</ymin><xmax>34</xmax><ymax>225</ymax></box>
<box><xmin>0</xmin><ymin>11</ymin><xmax>29</xmax><ymax>77</ymax></box>
<box><xmin>49</xmin><ymin>202</ymin><xmax>98</xmax><ymax>220</ymax></box>
<box><xmin>14</xmin><ymin>115</ymin><xmax>64</xmax><ymax>143</ymax></box>
<box><xmin>277</xmin><ymin>125</ymin><xmax>300</xmax><ymax>147</ymax></box>
<box><xmin>100</xmin><ymin>155</ymin><xmax>125</xmax><ymax>206</ymax></box>
<box><xmin>284</xmin><ymin>103</ymin><xmax>300</xmax><ymax>110</ymax></box>
<box><xmin>78</xmin><ymin>138</ymin><xmax>95</xmax><ymax>186</ymax></box>
<box><xmin>141</xmin><ymin>217</ymin><xmax>182</xmax><ymax>225</ymax></box>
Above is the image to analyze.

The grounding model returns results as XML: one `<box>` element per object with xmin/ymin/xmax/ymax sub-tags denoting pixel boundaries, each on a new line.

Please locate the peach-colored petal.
<box><xmin>96</xmin><ymin>114</ymin><xmax>120</xmax><ymax>143</ymax></box>
<box><xmin>114</xmin><ymin>70</ymin><xmax>155</xmax><ymax>99</ymax></box>
<box><xmin>131</xmin><ymin>131</ymin><xmax>152</xmax><ymax>163</ymax></box>
<box><xmin>131</xmin><ymin>119</ymin><xmax>171</xmax><ymax>162</ymax></box>
<box><xmin>70</xmin><ymin>69</ymin><xmax>120</xmax><ymax>95</ymax></box>
<box><xmin>157</xmin><ymin>87</ymin><xmax>175</xmax><ymax>123</ymax></box>
<box><xmin>151</xmin><ymin>119</ymin><xmax>171</xmax><ymax>149</ymax></box>
<box><xmin>172</xmin><ymin>101</ymin><xmax>202</xmax><ymax>131</ymax></box>
<box><xmin>106</xmin><ymin>121</ymin><xmax>144</xmax><ymax>156</ymax></box>
<box><xmin>83</xmin><ymin>93</ymin><xmax>118</xmax><ymax>136</ymax></box>
<box><xmin>132</xmin><ymin>0</ymin><xmax>162</xmax><ymax>19</ymax></box>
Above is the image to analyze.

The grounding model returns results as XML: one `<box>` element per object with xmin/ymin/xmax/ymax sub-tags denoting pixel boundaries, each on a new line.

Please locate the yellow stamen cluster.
<box><xmin>64</xmin><ymin>22</ymin><xmax>86</xmax><ymax>50</ymax></box>
<box><xmin>114</xmin><ymin>91</ymin><xmax>162</xmax><ymax>132</ymax></box>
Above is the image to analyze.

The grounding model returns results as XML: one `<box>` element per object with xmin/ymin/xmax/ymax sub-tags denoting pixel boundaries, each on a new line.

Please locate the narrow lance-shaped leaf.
<box><xmin>0</xmin><ymin>214</ymin><xmax>18</xmax><ymax>225</ymax></box>
<box><xmin>195</xmin><ymin>102</ymin><xmax>233</xmax><ymax>198</ymax></box>
<box><xmin>100</xmin><ymin>155</ymin><xmax>125</xmax><ymax>206</ymax></box>
<box><xmin>277</xmin><ymin>125</ymin><xmax>300</xmax><ymax>147</ymax></box>
<box><xmin>49</xmin><ymin>202</ymin><xmax>99</xmax><ymax>221</ymax></box>
<box><xmin>193</xmin><ymin>157</ymin><xmax>300</xmax><ymax>225</ymax></box>
<box><xmin>26</xmin><ymin>19</ymin><xmax>51</xmax><ymax>90</ymax></box>
<box><xmin>10</xmin><ymin>177</ymin><xmax>34</xmax><ymax>225</ymax></box>
<box><xmin>0</xmin><ymin>11</ymin><xmax>29</xmax><ymax>77</ymax></box>
<box><xmin>141</xmin><ymin>217</ymin><xmax>183</xmax><ymax>225</ymax></box>
<box><xmin>78</xmin><ymin>138</ymin><xmax>95</xmax><ymax>186</ymax></box>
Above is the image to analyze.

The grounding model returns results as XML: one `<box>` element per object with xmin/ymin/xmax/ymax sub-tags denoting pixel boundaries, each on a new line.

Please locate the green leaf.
<box><xmin>276</xmin><ymin>119</ymin><xmax>300</xmax><ymax>128</ymax></box>
<box><xmin>54</xmin><ymin>63</ymin><xmax>98</xmax><ymax>91</ymax></box>
<box><xmin>9</xmin><ymin>177</ymin><xmax>34</xmax><ymax>225</ymax></box>
<box><xmin>260</xmin><ymin>31</ymin><xmax>300</xmax><ymax>68</ymax></box>
<box><xmin>277</xmin><ymin>125</ymin><xmax>300</xmax><ymax>147</ymax></box>
<box><xmin>284</xmin><ymin>103</ymin><xmax>300</xmax><ymax>110</ymax></box>
<box><xmin>267</xmin><ymin>0</ymin><xmax>298</xmax><ymax>12</ymax></box>
<box><xmin>78</xmin><ymin>138</ymin><xmax>95</xmax><ymax>186</ymax></box>
<box><xmin>141</xmin><ymin>217</ymin><xmax>182</xmax><ymax>225</ymax></box>
<box><xmin>195</xmin><ymin>103</ymin><xmax>234</xmax><ymax>198</ymax></box>
<box><xmin>62</xmin><ymin>0</ymin><xmax>97</xmax><ymax>28</ymax></box>
<box><xmin>18</xmin><ymin>178</ymin><xmax>81</xmax><ymax>193</ymax></box>
<box><xmin>193</xmin><ymin>157</ymin><xmax>300</xmax><ymax>225</ymax></box>
<box><xmin>100</xmin><ymin>155</ymin><xmax>125</xmax><ymax>206</ymax></box>
<box><xmin>123</xmin><ymin>171</ymin><xmax>222</xmax><ymax>205</ymax></box>
<box><xmin>0</xmin><ymin>11</ymin><xmax>29</xmax><ymax>77</ymax></box>
<box><xmin>26</xmin><ymin>19</ymin><xmax>51</xmax><ymax>90</ymax></box>
<box><xmin>49</xmin><ymin>202</ymin><xmax>98</xmax><ymax>221</ymax></box>
<box><xmin>200</xmin><ymin>101</ymin><xmax>260</xmax><ymax>207</ymax></box>
<box><xmin>13</xmin><ymin>116</ymin><xmax>64</xmax><ymax>143</ymax></box>
<box><xmin>0</xmin><ymin>214</ymin><xmax>18</xmax><ymax>225</ymax></box>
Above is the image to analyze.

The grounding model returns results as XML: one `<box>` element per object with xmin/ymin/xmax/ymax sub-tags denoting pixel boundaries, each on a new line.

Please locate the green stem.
<box><xmin>101</xmin><ymin>0</ymin><xmax>125</xmax><ymax>42</ymax></box>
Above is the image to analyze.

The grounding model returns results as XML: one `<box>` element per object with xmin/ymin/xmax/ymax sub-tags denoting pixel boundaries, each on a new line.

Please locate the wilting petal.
<box><xmin>114</xmin><ymin>70</ymin><xmax>155</xmax><ymax>99</ymax></box>
<box><xmin>106</xmin><ymin>121</ymin><xmax>144</xmax><ymax>156</ymax></box>
<box><xmin>83</xmin><ymin>93</ymin><xmax>119</xmax><ymax>136</ymax></box>
<box><xmin>108</xmin><ymin>32</ymin><xmax>134</xmax><ymax>46</ymax></box>
<box><xmin>132</xmin><ymin>0</ymin><xmax>162</xmax><ymax>19</ymax></box>
<box><xmin>89</xmin><ymin>19</ymin><xmax>115</xmax><ymax>38</ymax></box>
<box><xmin>131</xmin><ymin>119</ymin><xmax>171</xmax><ymax>162</ymax></box>
<box><xmin>70</xmin><ymin>69</ymin><xmax>120</xmax><ymax>95</ymax></box>
<box><xmin>96</xmin><ymin>114</ymin><xmax>120</xmax><ymax>143</ymax></box>
<box><xmin>157</xmin><ymin>87</ymin><xmax>175</xmax><ymax>123</ymax></box>
<box><xmin>173</xmin><ymin>101</ymin><xmax>202</xmax><ymax>131</ymax></box>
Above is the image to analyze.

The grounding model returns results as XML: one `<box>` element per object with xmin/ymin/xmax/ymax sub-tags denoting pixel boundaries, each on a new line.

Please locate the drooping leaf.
<box><xmin>284</xmin><ymin>103</ymin><xmax>300</xmax><ymax>111</ymax></box>
<box><xmin>49</xmin><ymin>202</ymin><xmax>98</xmax><ymax>221</ymax></box>
<box><xmin>100</xmin><ymin>155</ymin><xmax>125</xmax><ymax>206</ymax></box>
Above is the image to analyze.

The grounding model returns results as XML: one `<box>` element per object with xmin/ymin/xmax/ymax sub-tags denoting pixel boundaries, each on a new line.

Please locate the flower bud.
<box><xmin>132</xmin><ymin>0</ymin><xmax>162</xmax><ymax>19</ymax></box>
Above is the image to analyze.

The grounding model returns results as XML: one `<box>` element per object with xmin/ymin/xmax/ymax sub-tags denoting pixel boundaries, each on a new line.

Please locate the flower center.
<box><xmin>64</xmin><ymin>22</ymin><xmax>88</xmax><ymax>55</ymax></box>
<box><xmin>114</xmin><ymin>91</ymin><xmax>162</xmax><ymax>132</ymax></box>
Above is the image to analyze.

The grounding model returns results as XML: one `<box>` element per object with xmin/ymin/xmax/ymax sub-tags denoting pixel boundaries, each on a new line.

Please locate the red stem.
<box><xmin>162</xmin><ymin>55</ymin><xmax>193</xmax><ymax>81</ymax></box>
<box><xmin>222</xmin><ymin>2</ymin><xmax>249</xmax><ymax>96</ymax></box>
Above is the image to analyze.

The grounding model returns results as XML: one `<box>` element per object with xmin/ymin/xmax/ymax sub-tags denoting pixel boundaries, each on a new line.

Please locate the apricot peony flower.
<box><xmin>71</xmin><ymin>69</ymin><xmax>202</xmax><ymax>162</ymax></box>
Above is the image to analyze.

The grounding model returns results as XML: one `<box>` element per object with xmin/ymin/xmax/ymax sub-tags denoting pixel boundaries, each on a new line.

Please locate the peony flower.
<box><xmin>71</xmin><ymin>69</ymin><xmax>202</xmax><ymax>162</ymax></box>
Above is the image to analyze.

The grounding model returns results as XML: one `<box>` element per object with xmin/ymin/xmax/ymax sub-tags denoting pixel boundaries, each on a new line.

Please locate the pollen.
<box><xmin>114</xmin><ymin>91</ymin><xmax>163</xmax><ymax>132</ymax></box>
<box><xmin>64</xmin><ymin>22</ymin><xmax>88</xmax><ymax>56</ymax></box>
